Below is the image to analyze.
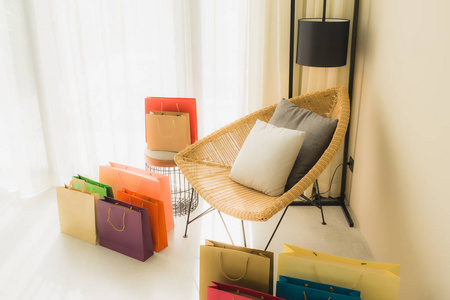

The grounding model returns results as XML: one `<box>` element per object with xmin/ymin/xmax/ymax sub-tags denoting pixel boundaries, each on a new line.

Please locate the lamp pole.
<box><xmin>289</xmin><ymin>0</ymin><xmax>360</xmax><ymax>227</ymax></box>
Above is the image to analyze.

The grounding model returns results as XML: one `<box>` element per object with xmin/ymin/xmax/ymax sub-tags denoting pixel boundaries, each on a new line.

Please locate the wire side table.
<box><xmin>145</xmin><ymin>151</ymin><xmax>198</xmax><ymax>216</ymax></box>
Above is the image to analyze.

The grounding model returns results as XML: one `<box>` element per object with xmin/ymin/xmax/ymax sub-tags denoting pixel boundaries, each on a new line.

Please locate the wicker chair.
<box><xmin>174</xmin><ymin>86</ymin><xmax>350</xmax><ymax>249</ymax></box>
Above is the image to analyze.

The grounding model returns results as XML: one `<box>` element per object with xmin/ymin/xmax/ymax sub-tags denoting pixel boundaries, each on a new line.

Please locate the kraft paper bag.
<box><xmin>72</xmin><ymin>174</ymin><xmax>113</xmax><ymax>198</ymax></box>
<box><xmin>56</xmin><ymin>178</ymin><xmax>99</xmax><ymax>245</ymax></box>
<box><xmin>116</xmin><ymin>188</ymin><xmax>168</xmax><ymax>252</ymax></box>
<box><xmin>146</xmin><ymin>111</ymin><xmax>191</xmax><ymax>152</ymax></box>
<box><xmin>278</xmin><ymin>244</ymin><xmax>400</xmax><ymax>300</ymax></box>
<box><xmin>200</xmin><ymin>240</ymin><xmax>274</xmax><ymax>300</ymax></box>
<box><xmin>97</xmin><ymin>197</ymin><xmax>153</xmax><ymax>262</ymax></box>
<box><xmin>276</xmin><ymin>275</ymin><xmax>361</xmax><ymax>300</ymax></box>
<box><xmin>99</xmin><ymin>162</ymin><xmax>174</xmax><ymax>231</ymax></box>
<box><xmin>207</xmin><ymin>281</ymin><xmax>283</xmax><ymax>300</ymax></box>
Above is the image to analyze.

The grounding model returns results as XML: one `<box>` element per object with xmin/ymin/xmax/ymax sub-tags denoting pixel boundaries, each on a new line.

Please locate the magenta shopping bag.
<box><xmin>97</xmin><ymin>197</ymin><xmax>154</xmax><ymax>262</ymax></box>
<box><xmin>207</xmin><ymin>282</ymin><xmax>284</xmax><ymax>300</ymax></box>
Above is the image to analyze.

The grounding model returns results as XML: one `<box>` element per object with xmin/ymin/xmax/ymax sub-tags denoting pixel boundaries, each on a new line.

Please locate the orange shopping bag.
<box><xmin>116</xmin><ymin>188</ymin><xmax>168</xmax><ymax>252</ymax></box>
<box><xmin>99</xmin><ymin>162</ymin><xmax>174</xmax><ymax>231</ymax></box>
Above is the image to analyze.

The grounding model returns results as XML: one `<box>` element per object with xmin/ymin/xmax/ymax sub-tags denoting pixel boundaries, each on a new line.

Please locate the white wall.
<box><xmin>348</xmin><ymin>0</ymin><xmax>450</xmax><ymax>299</ymax></box>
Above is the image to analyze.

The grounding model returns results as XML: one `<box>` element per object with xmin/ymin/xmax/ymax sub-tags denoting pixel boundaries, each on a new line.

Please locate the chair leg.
<box><xmin>315</xmin><ymin>180</ymin><xmax>326</xmax><ymax>225</ymax></box>
<box><xmin>265</xmin><ymin>206</ymin><xmax>289</xmax><ymax>251</ymax></box>
<box><xmin>183</xmin><ymin>188</ymin><xmax>194</xmax><ymax>238</ymax></box>
<box><xmin>183</xmin><ymin>188</ymin><xmax>215</xmax><ymax>238</ymax></box>
<box><xmin>241</xmin><ymin>220</ymin><xmax>247</xmax><ymax>247</ymax></box>
<box><xmin>218</xmin><ymin>211</ymin><xmax>234</xmax><ymax>245</ymax></box>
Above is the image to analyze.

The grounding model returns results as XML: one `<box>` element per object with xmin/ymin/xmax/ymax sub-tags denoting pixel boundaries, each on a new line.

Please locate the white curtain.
<box><xmin>0</xmin><ymin>0</ymin><xmax>290</xmax><ymax>197</ymax></box>
<box><xmin>0</xmin><ymin>0</ymin><xmax>51</xmax><ymax>196</ymax></box>
<box><xmin>293</xmin><ymin>0</ymin><xmax>354</xmax><ymax>198</ymax></box>
<box><xmin>191</xmin><ymin>0</ymin><xmax>290</xmax><ymax>136</ymax></box>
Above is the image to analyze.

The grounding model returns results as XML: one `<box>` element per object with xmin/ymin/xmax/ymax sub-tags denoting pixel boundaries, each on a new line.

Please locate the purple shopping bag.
<box><xmin>97</xmin><ymin>197</ymin><xmax>154</xmax><ymax>261</ymax></box>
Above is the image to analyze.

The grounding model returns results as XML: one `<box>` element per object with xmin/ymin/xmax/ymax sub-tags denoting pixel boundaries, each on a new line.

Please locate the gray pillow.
<box><xmin>269</xmin><ymin>98</ymin><xmax>338</xmax><ymax>191</ymax></box>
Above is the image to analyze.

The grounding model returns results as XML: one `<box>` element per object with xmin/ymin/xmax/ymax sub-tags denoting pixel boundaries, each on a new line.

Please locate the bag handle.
<box><xmin>68</xmin><ymin>178</ymin><xmax>97</xmax><ymax>194</ymax></box>
<box><xmin>219</xmin><ymin>252</ymin><xmax>249</xmax><ymax>281</ymax></box>
<box><xmin>302</xmin><ymin>291</ymin><xmax>330</xmax><ymax>300</ymax></box>
<box><xmin>236</xmin><ymin>289</ymin><xmax>265</xmax><ymax>300</ymax></box>
<box><xmin>107</xmin><ymin>204</ymin><xmax>132</xmax><ymax>232</ymax></box>
<box><xmin>69</xmin><ymin>178</ymin><xmax>87</xmax><ymax>192</ymax></box>
<box><xmin>117</xmin><ymin>172</ymin><xmax>143</xmax><ymax>192</ymax></box>
<box><xmin>157</xmin><ymin>119</ymin><xmax>176</xmax><ymax>138</ymax></box>
<box><xmin>160</xmin><ymin>102</ymin><xmax>181</xmax><ymax>113</ymax></box>
<box><xmin>124</xmin><ymin>197</ymin><xmax>146</xmax><ymax>208</ymax></box>
<box><xmin>313</xmin><ymin>264</ymin><xmax>362</xmax><ymax>289</ymax></box>
<box><xmin>123</xmin><ymin>189</ymin><xmax>155</xmax><ymax>204</ymax></box>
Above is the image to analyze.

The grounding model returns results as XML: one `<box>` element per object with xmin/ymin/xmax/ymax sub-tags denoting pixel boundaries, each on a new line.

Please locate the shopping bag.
<box><xmin>72</xmin><ymin>174</ymin><xmax>114</xmax><ymax>198</ymax></box>
<box><xmin>200</xmin><ymin>240</ymin><xmax>274</xmax><ymax>300</ymax></box>
<box><xmin>278</xmin><ymin>244</ymin><xmax>400</xmax><ymax>300</ymax></box>
<box><xmin>116</xmin><ymin>188</ymin><xmax>168</xmax><ymax>252</ymax></box>
<box><xmin>99</xmin><ymin>162</ymin><xmax>174</xmax><ymax>231</ymax></box>
<box><xmin>146</xmin><ymin>110</ymin><xmax>191</xmax><ymax>152</ymax></box>
<box><xmin>56</xmin><ymin>178</ymin><xmax>99</xmax><ymax>245</ymax></box>
<box><xmin>145</xmin><ymin>97</ymin><xmax>198</xmax><ymax>144</ymax></box>
<box><xmin>207</xmin><ymin>281</ymin><xmax>283</xmax><ymax>300</ymax></box>
<box><xmin>276</xmin><ymin>275</ymin><xmax>361</xmax><ymax>300</ymax></box>
<box><xmin>97</xmin><ymin>196</ymin><xmax>153</xmax><ymax>261</ymax></box>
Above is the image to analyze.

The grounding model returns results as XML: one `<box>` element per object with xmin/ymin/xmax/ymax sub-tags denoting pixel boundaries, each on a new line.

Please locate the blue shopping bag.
<box><xmin>276</xmin><ymin>275</ymin><xmax>361</xmax><ymax>300</ymax></box>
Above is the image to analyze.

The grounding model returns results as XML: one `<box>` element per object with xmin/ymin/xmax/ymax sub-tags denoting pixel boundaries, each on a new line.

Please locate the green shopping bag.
<box><xmin>72</xmin><ymin>175</ymin><xmax>114</xmax><ymax>198</ymax></box>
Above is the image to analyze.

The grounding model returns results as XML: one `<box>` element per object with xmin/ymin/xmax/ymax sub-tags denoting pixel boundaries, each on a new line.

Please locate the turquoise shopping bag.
<box><xmin>276</xmin><ymin>275</ymin><xmax>361</xmax><ymax>300</ymax></box>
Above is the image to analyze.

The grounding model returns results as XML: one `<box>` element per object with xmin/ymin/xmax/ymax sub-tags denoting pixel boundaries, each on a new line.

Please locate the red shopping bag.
<box><xmin>145</xmin><ymin>97</ymin><xmax>198</xmax><ymax>144</ymax></box>
<box><xmin>207</xmin><ymin>282</ymin><xmax>284</xmax><ymax>300</ymax></box>
<box><xmin>99</xmin><ymin>162</ymin><xmax>174</xmax><ymax>231</ymax></box>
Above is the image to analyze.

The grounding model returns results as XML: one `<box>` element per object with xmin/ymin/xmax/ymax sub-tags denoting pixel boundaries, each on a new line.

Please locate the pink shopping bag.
<box><xmin>99</xmin><ymin>162</ymin><xmax>174</xmax><ymax>231</ymax></box>
<box><xmin>207</xmin><ymin>282</ymin><xmax>284</xmax><ymax>300</ymax></box>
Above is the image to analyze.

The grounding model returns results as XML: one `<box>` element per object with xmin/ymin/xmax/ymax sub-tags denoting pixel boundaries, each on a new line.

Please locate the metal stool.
<box><xmin>145</xmin><ymin>150</ymin><xmax>198</xmax><ymax>216</ymax></box>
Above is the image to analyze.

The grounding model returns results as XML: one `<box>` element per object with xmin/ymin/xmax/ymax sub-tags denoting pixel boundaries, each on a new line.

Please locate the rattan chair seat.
<box><xmin>174</xmin><ymin>86</ymin><xmax>350</xmax><ymax>222</ymax></box>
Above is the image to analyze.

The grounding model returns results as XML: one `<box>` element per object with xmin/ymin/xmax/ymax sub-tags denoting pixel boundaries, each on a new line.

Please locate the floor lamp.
<box><xmin>288</xmin><ymin>0</ymin><xmax>360</xmax><ymax>227</ymax></box>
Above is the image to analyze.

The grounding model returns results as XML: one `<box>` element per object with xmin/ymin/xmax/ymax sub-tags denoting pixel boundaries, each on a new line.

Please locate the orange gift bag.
<box><xmin>116</xmin><ymin>188</ymin><xmax>168</xmax><ymax>252</ymax></box>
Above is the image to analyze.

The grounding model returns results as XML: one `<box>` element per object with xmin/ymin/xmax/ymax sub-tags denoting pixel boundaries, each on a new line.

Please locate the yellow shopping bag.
<box><xmin>56</xmin><ymin>178</ymin><xmax>100</xmax><ymax>245</ymax></box>
<box><xmin>277</xmin><ymin>244</ymin><xmax>400</xmax><ymax>300</ymax></box>
<box><xmin>200</xmin><ymin>240</ymin><xmax>274</xmax><ymax>300</ymax></box>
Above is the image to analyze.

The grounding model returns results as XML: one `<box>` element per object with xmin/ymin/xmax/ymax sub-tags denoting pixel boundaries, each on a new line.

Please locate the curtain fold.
<box><xmin>1</xmin><ymin>0</ymin><xmax>290</xmax><ymax>196</ymax></box>
<box><xmin>0</xmin><ymin>0</ymin><xmax>51</xmax><ymax>196</ymax></box>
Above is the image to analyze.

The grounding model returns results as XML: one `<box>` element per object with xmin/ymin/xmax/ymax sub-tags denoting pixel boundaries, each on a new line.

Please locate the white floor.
<box><xmin>0</xmin><ymin>188</ymin><xmax>373</xmax><ymax>300</ymax></box>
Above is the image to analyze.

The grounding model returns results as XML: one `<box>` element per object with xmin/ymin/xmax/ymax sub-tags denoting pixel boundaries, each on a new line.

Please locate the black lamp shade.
<box><xmin>296</xmin><ymin>18</ymin><xmax>350</xmax><ymax>67</ymax></box>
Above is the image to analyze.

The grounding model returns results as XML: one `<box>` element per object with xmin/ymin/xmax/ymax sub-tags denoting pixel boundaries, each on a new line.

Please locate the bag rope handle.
<box><xmin>219</xmin><ymin>252</ymin><xmax>249</xmax><ymax>281</ymax></box>
<box><xmin>156</xmin><ymin>119</ymin><xmax>176</xmax><ymax>138</ymax></box>
<box><xmin>232</xmin><ymin>289</ymin><xmax>264</xmax><ymax>300</ymax></box>
<box><xmin>313</xmin><ymin>264</ymin><xmax>362</xmax><ymax>289</ymax></box>
<box><xmin>159</xmin><ymin>102</ymin><xmax>181</xmax><ymax>114</ymax></box>
<box><xmin>116</xmin><ymin>172</ymin><xmax>143</xmax><ymax>192</ymax></box>
<box><xmin>303</xmin><ymin>291</ymin><xmax>330</xmax><ymax>300</ymax></box>
<box><xmin>69</xmin><ymin>178</ymin><xmax>87</xmax><ymax>193</ymax></box>
<box><xmin>107</xmin><ymin>207</ymin><xmax>126</xmax><ymax>232</ymax></box>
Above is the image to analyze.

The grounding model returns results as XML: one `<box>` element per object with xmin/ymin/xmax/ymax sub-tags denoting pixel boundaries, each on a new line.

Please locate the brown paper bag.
<box><xmin>56</xmin><ymin>178</ymin><xmax>99</xmax><ymax>245</ymax></box>
<box><xmin>146</xmin><ymin>111</ymin><xmax>191</xmax><ymax>152</ymax></box>
<box><xmin>199</xmin><ymin>240</ymin><xmax>274</xmax><ymax>300</ymax></box>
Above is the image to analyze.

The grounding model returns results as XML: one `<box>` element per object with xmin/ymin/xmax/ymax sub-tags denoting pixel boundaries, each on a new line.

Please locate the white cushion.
<box><xmin>229</xmin><ymin>119</ymin><xmax>306</xmax><ymax>197</ymax></box>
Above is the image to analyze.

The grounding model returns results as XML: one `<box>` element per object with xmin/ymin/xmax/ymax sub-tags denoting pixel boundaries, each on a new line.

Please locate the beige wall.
<box><xmin>348</xmin><ymin>0</ymin><xmax>450</xmax><ymax>299</ymax></box>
